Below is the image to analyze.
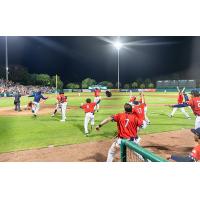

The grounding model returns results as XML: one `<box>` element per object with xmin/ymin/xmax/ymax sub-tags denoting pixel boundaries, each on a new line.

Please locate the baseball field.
<box><xmin>0</xmin><ymin>92</ymin><xmax>195</xmax><ymax>161</ymax></box>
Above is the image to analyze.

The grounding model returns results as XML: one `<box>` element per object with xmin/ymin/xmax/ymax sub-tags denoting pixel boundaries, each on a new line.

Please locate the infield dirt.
<box><xmin>0</xmin><ymin>129</ymin><xmax>194</xmax><ymax>162</ymax></box>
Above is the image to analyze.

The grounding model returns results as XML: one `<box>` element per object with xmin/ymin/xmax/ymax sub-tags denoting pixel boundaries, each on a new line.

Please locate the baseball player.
<box><xmin>139</xmin><ymin>92</ymin><xmax>150</xmax><ymax>124</ymax></box>
<box><xmin>51</xmin><ymin>93</ymin><xmax>62</xmax><ymax>117</ymax></box>
<box><xmin>167</xmin><ymin>128</ymin><xmax>200</xmax><ymax>162</ymax></box>
<box><xmin>80</xmin><ymin>98</ymin><xmax>99</xmax><ymax>136</ymax></box>
<box><xmin>129</xmin><ymin>96</ymin><xmax>136</xmax><ymax>105</ymax></box>
<box><xmin>94</xmin><ymin>88</ymin><xmax>101</xmax><ymax>112</ymax></box>
<box><xmin>24</xmin><ymin>101</ymin><xmax>33</xmax><ymax>110</ymax></box>
<box><xmin>132</xmin><ymin>100</ymin><xmax>147</xmax><ymax>129</ymax></box>
<box><xmin>51</xmin><ymin>92</ymin><xmax>67</xmax><ymax>122</ymax></box>
<box><xmin>169</xmin><ymin>87</ymin><xmax>190</xmax><ymax>119</ymax></box>
<box><xmin>30</xmin><ymin>91</ymin><xmax>48</xmax><ymax>117</ymax></box>
<box><xmin>183</xmin><ymin>92</ymin><xmax>193</xmax><ymax>112</ymax></box>
<box><xmin>96</xmin><ymin>103</ymin><xmax>143</xmax><ymax>162</ymax></box>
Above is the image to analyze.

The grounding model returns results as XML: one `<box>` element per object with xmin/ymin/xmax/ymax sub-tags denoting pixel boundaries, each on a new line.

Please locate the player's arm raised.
<box><xmin>176</xmin><ymin>86</ymin><xmax>180</xmax><ymax>92</ymax></box>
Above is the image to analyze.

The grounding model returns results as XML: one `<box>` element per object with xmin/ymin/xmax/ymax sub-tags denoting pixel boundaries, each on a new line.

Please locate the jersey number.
<box><xmin>138</xmin><ymin>108</ymin><xmax>142</xmax><ymax>114</ymax></box>
<box><xmin>125</xmin><ymin>119</ymin><xmax>129</xmax><ymax>128</ymax></box>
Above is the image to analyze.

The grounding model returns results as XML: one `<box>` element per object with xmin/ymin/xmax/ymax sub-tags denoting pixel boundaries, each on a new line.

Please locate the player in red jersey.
<box><xmin>132</xmin><ymin>101</ymin><xmax>147</xmax><ymax>129</ymax></box>
<box><xmin>94</xmin><ymin>88</ymin><xmax>101</xmax><ymax>112</ymax></box>
<box><xmin>129</xmin><ymin>96</ymin><xmax>136</xmax><ymax>105</ymax></box>
<box><xmin>169</xmin><ymin>86</ymin><xmax>190</xmax><ymax>119</ymax></box>
<box><xmin>96</xmin><ymin>103</ymin><xmax>143</xmax><ymax>162</ymax></box>
<box><xmin>138</xmin><ymin>92</ymin><xmax>150</xmax><ymax>124</ymax></box>
<box><xmin>167</xmin><ymin>90</ymin><xmax>200</xmax><ymax>129</ymax></box>
<box><xmin>51</xmin><ymin>92</ymin><xmax>67</xmax><ymax>122</ymax></box>
<box><xmin>168</xmin><ymin>128</ymin><xmax>200</xmax><ymax>162</ymax></box>
<box><xmin>187</xmin><ymin>90</ymin><xmax>200</xmax><ymax>129</ymax></box>
<box><xmin>80</xmin><ymin>98</ymin><xmax>99</xmax><ymax>136</ymax></box>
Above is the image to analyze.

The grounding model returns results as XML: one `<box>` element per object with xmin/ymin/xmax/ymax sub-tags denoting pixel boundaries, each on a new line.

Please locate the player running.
<box><xmin>30</xmin><ymin>91</ymin><xmax>48</xmax><ymax>117</ymax></box>
<box><xmin>96</xmin><ymin>103</ymin><xmax>143</xmax><ymax>162</ymax></box>
<box><xmin>168</xmin><ymin>87</ymin><xmax>190</xmax><ymax>119</ymax></box>
<box><xmin>80</xmin><ymin>98</ymin><xmax>99</xmax><ymax>136</ymax></box>
<box><xmin>51</xmin><ymin>91</ymin><xmax>68</xmax><ymax>122</ymax></box>
<box><xmin>167</xmin><ymin>128</ymin><xmax>200</xmax><ymax>162</ymax></box>
<box><xmin>94</xmin><ymin>88</ymin><xmax>101</xmax><ymax>112</ymax></box>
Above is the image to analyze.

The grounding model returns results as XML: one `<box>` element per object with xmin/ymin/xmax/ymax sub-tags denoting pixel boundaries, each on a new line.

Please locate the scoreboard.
<box><xmin>156</xmin><ymin>80</ymin><xmax>196</xmax><ymax>89</ymax></box>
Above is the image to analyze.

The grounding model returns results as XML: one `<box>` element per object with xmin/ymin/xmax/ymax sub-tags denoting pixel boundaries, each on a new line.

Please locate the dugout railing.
<box><xmin>120</xmin><ymin>139</ymin><xmax>167</xmax><ymax>162</ymax></box>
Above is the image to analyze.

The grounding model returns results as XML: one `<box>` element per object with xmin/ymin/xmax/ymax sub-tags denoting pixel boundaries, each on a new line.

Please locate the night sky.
<box><xmin>0</xmin><ymin>36</ymin><xmax>199</xmax><ymax>84</ymax></box>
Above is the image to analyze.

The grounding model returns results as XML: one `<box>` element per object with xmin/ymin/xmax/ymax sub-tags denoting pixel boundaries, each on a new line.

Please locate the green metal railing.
<box><xmin>120</xmin><ymin>139</ymin><xmax>167</xmax><ymax>162</ymax></box>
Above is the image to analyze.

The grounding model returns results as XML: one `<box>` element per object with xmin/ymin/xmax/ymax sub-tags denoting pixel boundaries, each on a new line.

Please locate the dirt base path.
<box><xmin>0</xmin><ymin>129</ymin><xmax>194</xmax><ymax>162</ymax></box>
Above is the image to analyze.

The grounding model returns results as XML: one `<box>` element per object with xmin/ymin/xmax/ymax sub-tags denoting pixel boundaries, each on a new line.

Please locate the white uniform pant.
<box><xmin>107</xmin><ymin>137</ymin><xmax>141</xmax><ymax>162</ymax></box>
<box><xmin>144</xmin><ymin>106</ymin><xmax>150</xmax><ymax>123</ymax></box>
<box><xmin>195</xmin><ymin>116</ymin><xmax>200</xmax><ymax>129</ymax></box>
<box><xmin>94</xmin><ymin>96</ymin><xmax>100</xmax><ymax>111</ymax></box>
<box><xmin>32</xmin><ymin>102</ymin><xmax>40</xmax><ymax>115</ymax></box>
<box><xmin>61</xmin><ymin>102</ymin><xmax>67</xmax><ymax>120</ymax></box>
<box><xmin>171</xmin><ymin>107</ymin><xmax>190</xmax><ymax>118</ymax></box>
<box><xmin>84</xmin><ymin>112</ymin><xmax>95</xmax><ymax>134</ymax></box>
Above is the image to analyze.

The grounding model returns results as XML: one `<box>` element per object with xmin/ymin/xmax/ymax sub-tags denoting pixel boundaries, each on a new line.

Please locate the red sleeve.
<box><xmin>92</xmin><ymin>102</ymin><xmax>97</xmax><ymax>106</ymax></box>
<box><xmin>81</xmin><ymin>104</ymin><xmax>86</xmax><ymax>109</ymax></box>
<box><xmin>112</xmin><ymin>114</ymin><xmax>120</xmax><ymax>122</ymax></box>
<box><xmin>187</xmin><ymin>99</ymin><xmax>193</xmax><ymax>106</ymax></box>
<box><xmin>190</xmin><ymin>146</ymin><xmax>200</xmax><ymax>160</ymax></box>
<box><xmin>136</xmin><ymin>117</ymin><xmax>143</xmax><ymax>127</ymax></box>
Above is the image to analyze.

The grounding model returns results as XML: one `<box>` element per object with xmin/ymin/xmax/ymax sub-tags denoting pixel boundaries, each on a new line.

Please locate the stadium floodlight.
<box><xmin>113</xmin><ymin>41</ymin><xmax>123</xmax><ymax>90</ymax></box>
<box><xmin>5</xmin><ymin>36</ymin><xmax>9</xmax><ymax>82</ymax></box>
<box><xmin>113</xmin><ymin>41</ymin><xmax>123</xmax><ymax>50</ymax></box>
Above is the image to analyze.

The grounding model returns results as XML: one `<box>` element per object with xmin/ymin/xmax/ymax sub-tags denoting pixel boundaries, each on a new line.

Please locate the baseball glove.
<box><xmin>105</xmin><ymin>90</ymin><xmax>112</xmax><ymax>97</ymax></box>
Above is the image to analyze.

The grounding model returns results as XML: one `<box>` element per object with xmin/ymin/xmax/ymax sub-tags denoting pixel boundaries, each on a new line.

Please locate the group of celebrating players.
<box><xmin>17</xmin><ymin>86</ymin><xmax>200</xmax><ymax>162</ymax></box>
<box><xmin>95</xmin><ymin>87</ymin><xmax>200</xmax><ymax>162</ymax></box>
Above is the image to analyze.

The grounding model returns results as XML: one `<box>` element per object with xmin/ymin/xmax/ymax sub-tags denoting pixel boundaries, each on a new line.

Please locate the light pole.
<box><xmin>5</xmin><ymin>36</ymin><xmax>9</xmax><ymax>82</ymax></box>
<box><xmin>113</xmin><ymin>41</ymin><xmax>123</xmax><ymax>90</ymax></box>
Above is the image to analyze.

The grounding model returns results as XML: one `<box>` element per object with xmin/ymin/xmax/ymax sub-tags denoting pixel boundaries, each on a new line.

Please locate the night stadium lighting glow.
<box><xmin>113</xmin><ymin>41</ymin><xmax>123</xmax><ymax>50</ymax></box>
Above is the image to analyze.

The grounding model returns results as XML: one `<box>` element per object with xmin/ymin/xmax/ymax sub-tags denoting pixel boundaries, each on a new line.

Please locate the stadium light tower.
<box><xmin>113</xmin><ymin>41</ymin><xmax>123</xmax><ymax>90</ymax></box>
<box><xmin>5</xmin><ymin>36</ymin><xmax>9</xmax><ymax>82</ymax></box>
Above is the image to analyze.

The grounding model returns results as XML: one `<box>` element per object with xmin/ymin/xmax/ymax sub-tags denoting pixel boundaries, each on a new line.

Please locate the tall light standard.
<box><xmin>5</xmin><ymin>36</ymin><xmax>9</xmax><ymax>82</ymax></box>
<box><xmin>113</xmin><ymin>41</ymin><xmax>123</xmax><ymax>90</ymax></box>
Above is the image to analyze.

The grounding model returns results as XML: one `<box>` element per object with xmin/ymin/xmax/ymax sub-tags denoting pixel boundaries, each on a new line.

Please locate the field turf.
<box><xmin>0</xmin><ymin>92</ymin><xmax>195</xmax><ymax>153</ymax></box>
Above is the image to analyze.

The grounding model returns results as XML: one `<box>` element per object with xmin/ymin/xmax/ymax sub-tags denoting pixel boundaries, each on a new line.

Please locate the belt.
<box><xmin>120</xmin><ymin>136</ymin><xmax>138</xmax><ymax>141</ymax></box>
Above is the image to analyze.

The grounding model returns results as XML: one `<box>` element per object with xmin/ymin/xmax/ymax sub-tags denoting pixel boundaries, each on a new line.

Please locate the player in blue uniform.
<box><xmin>29</xmin><ymin>91</ymin><xmax>48</xmax><ymax>117</ymax></box>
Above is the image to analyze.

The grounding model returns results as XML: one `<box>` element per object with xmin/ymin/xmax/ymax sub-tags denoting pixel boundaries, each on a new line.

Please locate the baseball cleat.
<box><xmin>51</xmin><ymin>114</ymin><xmax>55</xmax><ymax>117</ymax></box>
<box><xmin>60</xmin><ymin>119</ymin><xmax>65</xmax><ymax>122</ymax></box>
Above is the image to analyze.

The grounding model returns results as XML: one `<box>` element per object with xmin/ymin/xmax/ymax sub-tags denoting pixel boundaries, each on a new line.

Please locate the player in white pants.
<box><xmin>170</xmin><ymin>107</ymin><xmax>190</xmax><ymax>118</ymax></box>
<box><xmin>169</xmin><ymin>87</ymin><xmax>190</xmax><ymax>119</ymax></box>
<box><xmin>80</xmin><ymin>98</ymin><xmax>98</xmax><ymax>136</ymax></box>
<box><xmin>94</xmin><ymin>88</ymin><xmax>101</xmax><ymax>112</ymax></box>
<box><xmin>30</xmin><ymin>91</ymin><xmax>48</xmax><ymax>117</ymax></box>
<box><xmin>96</xmin><ymin>103</ymin><xmax>143</xmax><ymax>162</ymax></box>
<box><xmin>51</xmin><ymin>92</ymin><xmax>67</xmax><ymax>122</ymax></box>
<box><xmin>84</xmin><ymin>112</ymin><xmax>95</xmax><ymax>134</ymax></box>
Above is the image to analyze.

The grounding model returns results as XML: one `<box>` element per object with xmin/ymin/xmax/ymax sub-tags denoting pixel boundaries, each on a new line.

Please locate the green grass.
<box><xmin>0</xmin><ymin>92</ymin><xmax>195</xmax><ymax>153</ymax></box>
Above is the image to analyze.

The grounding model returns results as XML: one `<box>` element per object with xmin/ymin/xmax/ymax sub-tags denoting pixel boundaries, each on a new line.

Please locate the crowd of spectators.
<box><xmin>0</xmin><ymin>79</ymin><xmax>55</xmax><ymax>97</ymax></box>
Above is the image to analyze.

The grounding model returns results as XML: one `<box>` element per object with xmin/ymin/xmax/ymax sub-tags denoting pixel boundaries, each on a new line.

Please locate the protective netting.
<box><xmin>120</xmin><ymin>139</ymin><xmax>167</xmax><ymax>162</ymax></box>
<box><xmin>126</xmin><ymin>147</ymin><xmax>145</xmax><ymax>162</ymax></box>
